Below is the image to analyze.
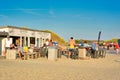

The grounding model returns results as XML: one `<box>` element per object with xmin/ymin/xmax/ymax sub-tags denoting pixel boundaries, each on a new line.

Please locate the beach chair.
<box><xmin>21</xmin><ymin>47</ymin><xmax>36</xmax><ymax>60</ymax></box>
<box><xmin>70</xmin><ymin>48</ymin><xmax>79</xmax><ymax>59</ymax></box>
<box><xmin>40</xmin><ymin>47</ymin><xmax>48</xmax><ymax>58</ymax></box>
<box><xmin>94</xmin><ymin>50</ymin><xmax>99</xmax><ymax>58</ymax></box>
<box><xmin>99</xmin><ymin>50</ymin><xmax>106</xmax><ymax>58</ymax></box>
<box><xmin>27</xmin><ymin>49</ymin><xmax>37</xmax><ymax>59</ymax></box>
<box><xmin>57</xmin><ymin>48</ymin><xmax>62</xmax><ymax>58</ymax></box>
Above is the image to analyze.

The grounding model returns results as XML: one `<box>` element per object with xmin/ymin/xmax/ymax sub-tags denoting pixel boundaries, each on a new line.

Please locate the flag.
<box><xmin>98</xmin><ymin>31</ymin><xmax>101</xmax><ymax>44</ymax></box>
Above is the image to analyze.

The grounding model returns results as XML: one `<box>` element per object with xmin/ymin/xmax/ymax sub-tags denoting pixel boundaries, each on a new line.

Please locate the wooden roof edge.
<box><xmin>0</xmin><ymin>25</ymin><xmax>51</xmax><ymax>33</ymax></box>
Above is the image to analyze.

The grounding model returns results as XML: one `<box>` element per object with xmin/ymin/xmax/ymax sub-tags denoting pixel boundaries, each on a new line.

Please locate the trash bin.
<box><xmin>48</xmin><ymin>46</ymin><xmax>58</xmax><ymax>61</ymax></box>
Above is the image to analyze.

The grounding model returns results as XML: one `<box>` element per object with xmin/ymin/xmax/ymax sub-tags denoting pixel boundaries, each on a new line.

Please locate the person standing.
<box><xmin>16</xmin><ymin>38</ymin><xmax>20</xmax><ymax>46</ymax></box>
<box><xmin>45</xmin><ymin>38</ymin><xmax>50</xmax><ymax>46</ymax></box>
<box><xmin>68</xmin><ymin>37</ymin><xmax>76</xmax><ymax>58</ymax></box>
<box><xmin>49</xmin><ymin>39</ymin><xmax>53</xmax><ymax>46</ymax></box>
<box><xmin>4</xmin><ymin>36</ymin><xmax>12</xmax><ymax>55</ymax></box>
<box><xmin>91</xmin><ymin>41</ymin><xmax>98</xmax><ymax>58</ymax></box>
<box><xmin>114</xmin><ymin>42</ymin><xmax>119</xmax><ymax>54</ymax></box>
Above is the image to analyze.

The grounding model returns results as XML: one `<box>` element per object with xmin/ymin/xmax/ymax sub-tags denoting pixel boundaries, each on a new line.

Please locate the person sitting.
<box><xmin>16</xmin><ymin>44</ymin><xmax>23</xmax><ymax>60</ymax></box>
<box><xmin>17</xmin><ymin>44</ymin><xmax>28</xmax><ymax>60</ymax></box>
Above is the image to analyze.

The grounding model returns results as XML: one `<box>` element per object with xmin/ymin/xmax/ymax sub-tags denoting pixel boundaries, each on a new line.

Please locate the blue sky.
<box><xmin>0</xmin><ymin>0</ymin><xmax>120</xmax><ymax>41</ymax></box>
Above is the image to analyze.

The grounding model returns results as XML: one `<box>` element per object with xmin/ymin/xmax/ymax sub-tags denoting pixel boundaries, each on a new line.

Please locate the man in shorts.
<box><xmin>68</xmin><ymin>37</ymin><xmax>76</xmax><ymax>58</ymax></box>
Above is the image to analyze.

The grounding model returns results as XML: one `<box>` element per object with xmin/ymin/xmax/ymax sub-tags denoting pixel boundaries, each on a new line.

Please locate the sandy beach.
<box><xmin>0</xmin><ymin>53</ymin><xmax>120</xmax><ymax>80</ymax></box>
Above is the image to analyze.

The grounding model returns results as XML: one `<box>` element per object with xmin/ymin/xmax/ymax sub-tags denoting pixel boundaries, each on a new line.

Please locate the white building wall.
<box><xmin>0</xmin><ymin>27</ymin><xmax>51</xmax><ymax>48</ymax></box>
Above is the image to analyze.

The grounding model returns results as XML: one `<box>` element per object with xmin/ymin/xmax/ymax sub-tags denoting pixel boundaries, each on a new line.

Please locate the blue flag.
<box><xmin>98</xmin><ymin>31</ymin><xmax>101</xmax><ymax>44</ymax></box>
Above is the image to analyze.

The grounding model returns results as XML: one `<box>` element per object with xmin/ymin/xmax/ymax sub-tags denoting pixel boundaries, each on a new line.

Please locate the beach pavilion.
<box><xmin>0</xmin><ymin>26</ymin><xmax>51</xmax><ymax>56</ymax></box>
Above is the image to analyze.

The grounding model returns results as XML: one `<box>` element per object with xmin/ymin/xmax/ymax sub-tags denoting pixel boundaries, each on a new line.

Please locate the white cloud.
<box><xmin>74</xmin><ymin>14</ymin><xmax>82</xmax><ymax>17</ymax></box>
<box><xmin>18</xmin><ymin>8</ymin><xmax>57</xmax><ymax>18</ymax></box>
<box><xmin>18</xmin><ymin>8</ymin><xmax>55</xmax><ymax>17</ymax></box>
<box><xmin>0</xmin><ymin>8</ymin><xmax>47</xmax><ymax>16</ymax></box>
<box><xmin>18</xmin><ymin>8</ymin><xmax>44</xmax><ymax>16</ymax></box>
<box><xmin>0</xmin><ymin>14</ymin><xmax>8</xmax><ymax>18</ymax></box>
<box><xmin>0</xmin><ymin>8</ymin><xmax>56</xmax><ymax>18</ymax></box>
<box><xmin>0</xmin><ymin>8</ymin><xmax>47</xmax><ymax>11</ymax></box>
<box><xmin>49</xmin><ymin>10</ymin><xmax>54</xmax><ymax>15</ymax></box>
<box><xmin>49</xmin><ymin>10</ymin><xmax>56</xmax><ymax>17</ymax></box>
<box><xmin>73</xmin><ymin>14</ymin><xmax>92</xmax><ymax>20</ymax></box>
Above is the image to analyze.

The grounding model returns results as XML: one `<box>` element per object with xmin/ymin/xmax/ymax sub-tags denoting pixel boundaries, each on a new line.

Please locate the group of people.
<box><xmin>104</xmin><ymin>42</ymin><xmax>119</xmax><ymax>54</ymax></box>
<box><xmin>68</xmin><ymin>37</ymin><xmax>120</xmax><ymax>59</ymax></box>
<box><xmin>67</xmin><ymin>37</ymin><xmax>105</xmax><ymax>59</ymax></box>
<box><xmin>4</xmin><ymin>36</ymin><xmax>28</xmax><ymax>60</ymax></box>
<box><xmin>4</xmin><ymin>35</ymin><xmax>120</xmax><ymax>60</ymax></box>
<box><xmin>44</xmin><ymin>39</ymin><xmax>53</xmax><ymax>47</ymax></box>
<box><xmin>4</xmin><ymin>36</ymin><xmax>20</xmax><ymax>50</ymax></box>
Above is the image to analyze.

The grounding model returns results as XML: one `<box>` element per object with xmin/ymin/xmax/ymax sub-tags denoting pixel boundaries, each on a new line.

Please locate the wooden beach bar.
<box><xmin>0</xmin><ymin>26</ymin><xmax>51</xmax><ymax>57</ymax></box>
